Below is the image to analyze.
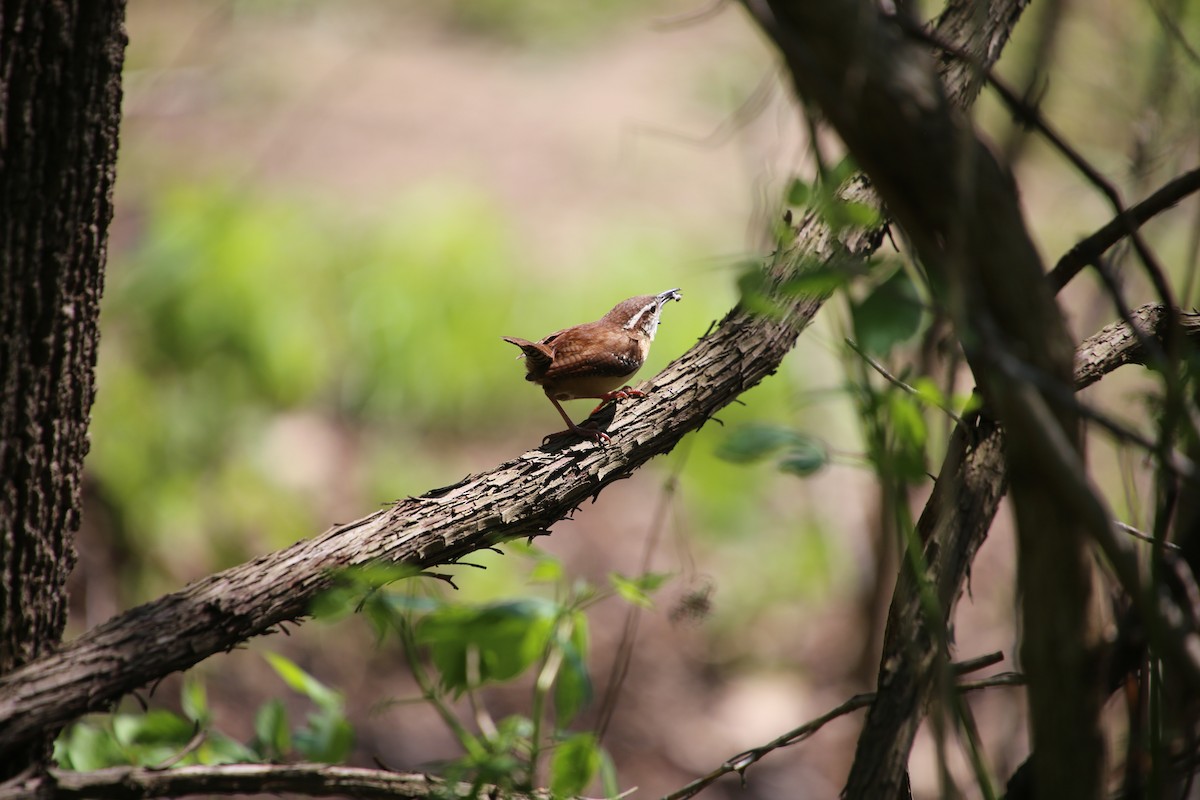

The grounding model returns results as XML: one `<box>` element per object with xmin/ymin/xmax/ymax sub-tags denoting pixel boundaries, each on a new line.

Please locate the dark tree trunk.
<box><xmin>0</xmin><ymin>0</ymin><xmax>127</xmax><ymax>777</ymax></box>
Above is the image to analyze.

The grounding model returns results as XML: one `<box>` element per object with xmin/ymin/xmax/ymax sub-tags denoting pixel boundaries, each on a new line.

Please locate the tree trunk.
<box><xmin>0</xmin><ymin>0</ymin><xmax>127</xmax><ymax>776</ymax></box>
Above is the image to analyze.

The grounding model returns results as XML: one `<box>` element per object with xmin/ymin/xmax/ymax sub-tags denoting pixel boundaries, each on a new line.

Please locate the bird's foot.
<box><xmin>542</xmin><ymin>421</ymin><xmax>611</xmax><ymax>446</ymax></box>
<box><xmin>589</xmin><ymin>386</ymin><xmax>646</xmax><ymax>415</ymax></box>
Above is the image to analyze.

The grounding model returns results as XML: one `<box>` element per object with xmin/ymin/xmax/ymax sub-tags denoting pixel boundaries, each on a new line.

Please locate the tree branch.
<box><xmin>1</xmin><ymin>764</ymin><xmax>522</xmax><ymax>800</ymax></box>
<box><xmin>661</xmin><ymin>668</ymin><xmax>1024</xmax><ymax>800</ymax></box>
<box><xmin>8</xmin><ymin>0</ymin><xmax>1037</xmax><ymax>760</ymax></box>
<box><xmin>0</xmin><ymin>144</ymin><xmax>886</xmax><ymax>761</ymax></box>
<box><xmin>1048</xmin><ymin>168</ymin><xmax>1200</xmax><ymax>293</ymax></box>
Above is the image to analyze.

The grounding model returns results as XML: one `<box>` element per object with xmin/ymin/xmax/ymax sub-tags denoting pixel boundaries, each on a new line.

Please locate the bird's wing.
<box><xmin>541</xmin><ymin>327</ymin><xmax>641</xmax><ymax>381</ymax></box>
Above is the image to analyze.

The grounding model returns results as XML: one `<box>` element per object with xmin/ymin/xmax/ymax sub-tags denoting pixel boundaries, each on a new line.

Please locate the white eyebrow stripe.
<box><xmin>622</xmin><ymin>302</ymin><xmax>657</xmax><ymax>330</ymax></box>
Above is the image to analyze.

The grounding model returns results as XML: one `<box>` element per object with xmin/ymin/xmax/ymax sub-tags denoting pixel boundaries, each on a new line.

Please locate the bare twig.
<box><xmin>845</xmin><ymin>337</ymin><xmax>963</xmax><ymax>424</ymax></box>
<box><xmin>659</xmin><ymin>669</ymin><xmax>1023</xmax><ymax>800</ymax></box>
<box><xmin>1048</xmin><ymin>168</ymin><xmax>1200</xmax><ymax>292</ymax></box>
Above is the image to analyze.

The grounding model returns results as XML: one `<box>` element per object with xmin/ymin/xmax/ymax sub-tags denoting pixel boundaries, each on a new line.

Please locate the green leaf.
<box><xmin>911</xmin><ymin>376</ymin><xmax>947</xmax><ymax>411</ymax></box>
<box><xmin>112</xmin><ymin>709</ymin><xmax>194</xmax><ymax>750</ymax></box>
<box><xmin>264</xmin><ymin>652</ymin><xmax>340</xmax><ymax>710</ymax></box>
<box><xmin>827</xmin><ymin>155</ymin><xmax>860</xmax><ymax>187</ymax></box>
<box><xmin>253</xmin><ymin>699</ymin><xmax>291</xmax><ymax>760</ymax></box>
<box><xmin>852</xmin><ymin>269</ymin><xmax>925</xmax><ymax>356</ymax></box>
<box><xmin>529</xmin><ymin>558</ymin><xmax>564</xmax><ymax>584</ymax></box>
<box><xmin>554</xmin><ymin>614</ymin><xmax>593</xmax><ymax>725</ymax></box>
<box><xmin>599</xmin><ymin>749</ymin><xmax>621</xmax><ymax>799</ymax></box>
<box><xmin>554</xmin><ymin>643</ymin><xmax>592</xmax><ymax>726</ymax></box>
<box><xmin>716</xmin><ymin>424</ymin><xmax>801</xmax><ymax>464</ymax></box>
<box><xmin>608</xmin><ymin>574</ymin><xmax>654</xmax><ymax>608</ymax></box>
<box><xmin>311</xmin><ymin>563</ymin><xmax>422</xmax><ymax>622</ymax></box>
<box><xmin>779</xmin><ymin>264</ymin><xmax>857</xmax><ymax>295</ymax></box>
<box><xmin>778</xmin><ymin>435</ymin><xmax>829</xmax><ymax>477</ymax></box>
<box><xmin>786</xmin><ymin>177</ymin><xmax>812</xmax><ymax>206</ymax></box>
<box><xmin>836</xmin><ymin>200</ymin><xmax>881</xmax><ymax>229</ymax></box>
<box><xmin>736</xmin><ymin>266</ymin><xmax>783</xmax><ymax>319</ymax></box>
<box><xmin>199</xmin><ymin>731</ymin><xmax>259</xmax><ymax>765</ymax></box>
<box><xmin>295</xmin><ymin>709</ymin><xmax>354</xmax><ymax>763</ymax></box>
<box><xmin>887</xmin><ymin>391</ymin><xmax>928</xmax><ymax>481</ymax></box>
<box><xmin>550</xmin><ymin>733</ymin><xmax>601</xmax><ymax>798</ymax></box>
<box><xmin>180</xmin><ymin>675</ymin><xmax>209</xmax><ymax>724</ymax></box>
<box><xmin>416</xmin><ymin>599</ymin><xmax>557</xmax><ymax>693</ymax></box>
<box><xmin>55</xmin><ymin>723</ymin><xmax>129</xmax><ymax>770</ymax></box>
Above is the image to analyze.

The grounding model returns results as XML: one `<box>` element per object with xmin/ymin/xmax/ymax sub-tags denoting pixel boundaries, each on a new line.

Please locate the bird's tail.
<box><xmin>501</xmin><ymin>336</ymin><xmax>553</xmax><ymax>375</ymax></box>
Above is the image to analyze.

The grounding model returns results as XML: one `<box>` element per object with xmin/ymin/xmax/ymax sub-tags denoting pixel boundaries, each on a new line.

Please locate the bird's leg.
<box><xmin>544</xmin><ymin>395</ymin><xmax>610</xmax><ymax>445</ymax></box>
<box><xmin>588</xmin><ymin>385</ymin><xmax>646</xmax><ymax>415</ymax></box>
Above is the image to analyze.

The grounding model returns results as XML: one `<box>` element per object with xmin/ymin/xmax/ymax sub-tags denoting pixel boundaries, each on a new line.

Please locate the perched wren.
<box><xmin>503</xmin><ymin>288</ymin><xmax>682</xmax><ymax>443</ymax></box>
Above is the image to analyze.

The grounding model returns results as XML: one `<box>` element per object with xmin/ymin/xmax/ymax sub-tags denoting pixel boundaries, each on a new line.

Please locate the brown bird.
<box><xmin>503</xmin><ymin>289</ymin><xmax>682</xmax><ymax>443</ymax></box>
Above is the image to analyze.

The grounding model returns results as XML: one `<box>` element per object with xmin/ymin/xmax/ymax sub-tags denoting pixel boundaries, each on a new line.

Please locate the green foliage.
<box><xmin>306</xmin><ymin>553</ymin><xmax>666</xmax><ymax>795</ymax></box>
<box><xmin>263</xmin><ymin>652</ymin><xmax>354</xmax><ymax>762</ymax></box>
<box><xmin>607</xmin><ymin>571</ymin><xmax>670</xmax><ymax>608</ymax></box>
<box><xmin>851</xmin><ymin>268</ymin><xmax>926</xmax><ymax>357</ymax></box>
<box><xmin>786</xmin><ymin>157</ymin><xmax>882</xmax><ymax>234</ymax></box>
<box><xmin>716</xmin><ymin>423</ymin><xmax>830</xmax><ymax>478</ymax></box>
<box><xmin>55</xmin><ymin>656</ymin><xmax>354</xmax><ymax>770</ymax></box>
<box><xmin>550</xmin><ymin>733</ymin><xmax>602</xmax><ymax>797</ymax></box>
<box><xmin>416</xmin><ymin>599</ymin><xmax>559</xmax><ymax>693</ymax></box>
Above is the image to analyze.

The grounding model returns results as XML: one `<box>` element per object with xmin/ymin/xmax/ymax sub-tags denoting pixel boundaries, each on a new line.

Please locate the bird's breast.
<box><xmin>545</xmin><ymin>372</ymin><xmax>636</xmax><ymax>401</ymax></box>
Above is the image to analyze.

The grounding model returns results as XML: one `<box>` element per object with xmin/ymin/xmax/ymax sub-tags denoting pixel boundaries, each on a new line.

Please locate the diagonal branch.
<box><xmin>0</xmin><ymin>0</ymin><xmax>1059</xmax><ymax>769</ymax></box>
<box><xmin>1048</xmin><ymin>168</ymin><xmax>1200</xmax><ymax>293</ymax></box>
<box><xmin>0</xmin><ymin>157</ymin><xmax>883</xmax><ymax>761</ymax></box>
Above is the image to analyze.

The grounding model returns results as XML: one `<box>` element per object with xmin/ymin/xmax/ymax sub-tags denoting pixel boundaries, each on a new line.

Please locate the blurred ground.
<box><xmin>67</xmin><ymin>0</ymin><xmax>1199</xmax><ymax>797</ymax></box>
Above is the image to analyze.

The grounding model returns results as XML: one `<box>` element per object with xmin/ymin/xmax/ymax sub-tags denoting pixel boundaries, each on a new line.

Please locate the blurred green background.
<box><xmin>72</xmin><ymin>0</ymin><xmax>1200</xmax><ymax>796</ymax></box>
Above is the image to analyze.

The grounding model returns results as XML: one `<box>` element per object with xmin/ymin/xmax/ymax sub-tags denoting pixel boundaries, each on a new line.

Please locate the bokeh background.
<box><xmin>68</xmin><ymin>1</ymin><xmax>1200</xmax><ymax>797</ymax></box>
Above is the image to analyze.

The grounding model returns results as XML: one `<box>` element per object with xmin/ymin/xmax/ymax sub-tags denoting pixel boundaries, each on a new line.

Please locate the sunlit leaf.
<box><xmin>416</xmin><ymin>599</ymin><xmax>558</xmax><ymax>693</ymax></box>
<box><xmin>887</xmin><ymin>392</ymin><xmax>928</xmax><ymax>481</ymax></box>
<box><xmin>550</xmin><ymin>733</ymin><xmax>601</xmax><ymax>797</ymax></box>
<box><xmin>529</xmin><ymin>558</ymin><xmax>564</xmax><ymax>584</ymax></box>
<box><xmin>263</xmin><ymin>652</ymin><xmax>340</xmax><ymax>710</ymax></box>
<box><xmin>599</xmin><ymin>749</ymin><xmax>621</xmax><ymax>799</ymax></box>
<box><xmin>180</xmin><ymin>675</ymin><xmax>209</xmax><ymax>724</ymax></box>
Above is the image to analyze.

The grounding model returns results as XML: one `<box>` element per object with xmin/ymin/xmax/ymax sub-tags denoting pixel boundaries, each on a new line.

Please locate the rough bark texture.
<box><xmin>0</xmin><ymin>164</ymin><xmax>882</xmax><ymax>755</ymax></box>
<box><xmin>0</xmin><ymin>0</ymin><xmax>127</xmax><ymax>776</ymax></box>
<box><xmin>847</xmin><ymin>305</ymin><xmax>1200</xmax><ymax>798</ymax></box>
<box><xmin>0</xmin><ymin>0</ymin><xmax>1022</xmax><ymax>767</ymax></box>
<box><xmin>744</xmin><ymin>1</ymin><xmax>1105</xmax><ymax>796</ymax></box>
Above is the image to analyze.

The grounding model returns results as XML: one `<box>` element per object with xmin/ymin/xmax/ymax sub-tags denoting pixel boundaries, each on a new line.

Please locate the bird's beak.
<box><xmin>658</xmin><ymin>288</ymin><xmax>682</xmax><ymax>305</ymax></box>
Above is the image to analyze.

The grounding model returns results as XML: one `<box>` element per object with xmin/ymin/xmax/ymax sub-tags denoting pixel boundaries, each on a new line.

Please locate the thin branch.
<box><xmin>845</xmin><ymin>337</ymin><xmax>963</xmax><ymax>424</ymax></box>
<box><xmin>903</xmin><ymin>19</ymin><xmax>1182</xmax><ymax>321</ymax></box>
<box><xmin>1048</xmin><ymin>168</ymin><xmax>1200</xmax><ymax>292</ymax></box>
<box><xmin>1116</xmin><ymin>520</ymin><xmax>1184</xmax><ymax>552</ymax></box>
<box><xmin>659</xmin><ymin>670</ymin><xmax>1023</xmax><ymax>800</ymax></box>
